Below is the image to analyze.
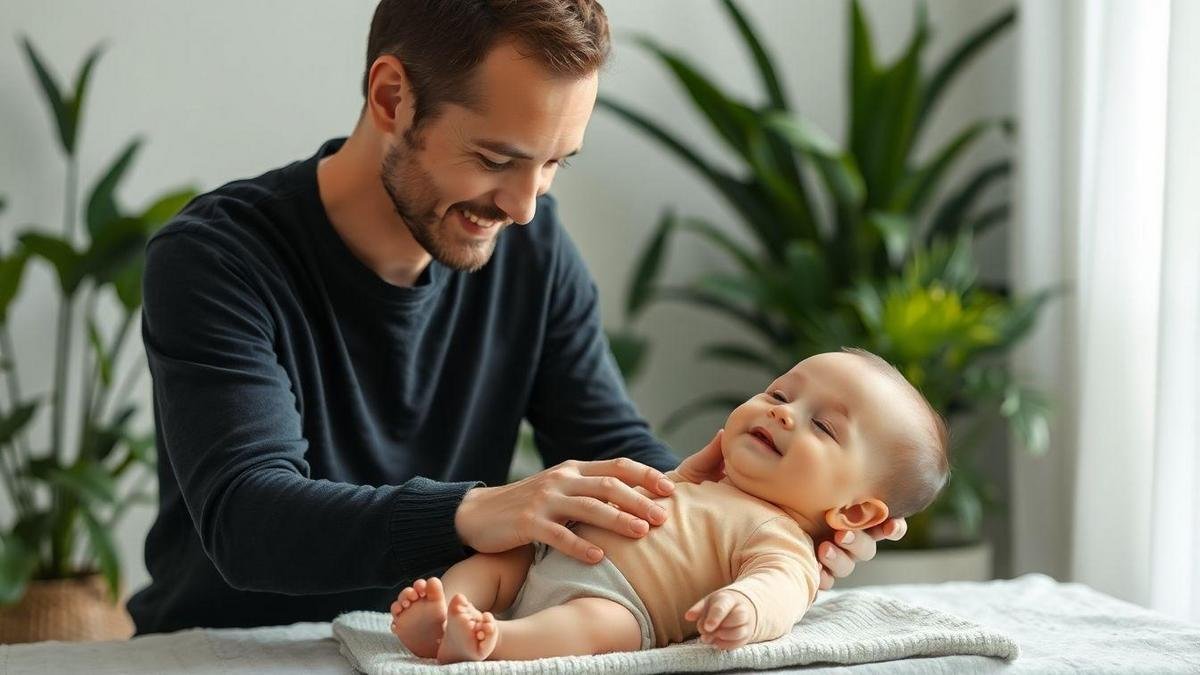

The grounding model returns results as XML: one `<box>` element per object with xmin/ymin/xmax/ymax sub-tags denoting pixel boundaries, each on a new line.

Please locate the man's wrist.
<box><xmin>454</xmin><ymin>484</ymin><xmax>487</xmax><ymax>553</ymax></box>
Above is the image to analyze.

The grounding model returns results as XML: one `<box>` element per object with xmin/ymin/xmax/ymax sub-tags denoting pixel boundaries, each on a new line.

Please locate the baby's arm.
<box><xmin>715</xmin><ymin>516</ymin><xmax>821</xmax><ymax>646</ymax></box>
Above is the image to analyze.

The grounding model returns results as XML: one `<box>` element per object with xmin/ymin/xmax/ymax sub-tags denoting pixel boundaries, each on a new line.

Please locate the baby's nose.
<box><xmin>768</xmin><ymin>407</ymin><xmax>794</xmax><ymax>429</ymax></box>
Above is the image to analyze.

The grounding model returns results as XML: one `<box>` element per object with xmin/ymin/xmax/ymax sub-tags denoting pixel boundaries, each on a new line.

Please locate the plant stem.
<box><xmin>91</xmin><ymin>310</ymin><xmax>134</xmax><ymax>423</ymax></box>
<box><xmin>77</xmin><ymin>287</ymin><xmax>99</xmax><ymax>458</ymax></box>
<box><xmin>50</xmin><ymin>157</ymin><xmax>79</xmax><ymax>575</ymax></box>
<box><xmin>0</xmin><ymin>327</ymin><xmax>36</xmax><ymax>514</ymax></box>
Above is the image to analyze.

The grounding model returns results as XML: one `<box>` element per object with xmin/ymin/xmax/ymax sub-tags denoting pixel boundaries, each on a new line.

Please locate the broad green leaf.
<box><xmin>0</xmin><ymin>535</ymin><xmax>38</xmax><ymax>605</ymax></box>
<box><xmin>140</xmin><ymin>188</ymin><xmax>197</xmax><ymax>229</ymax></box>
<box><xmin>919</xmin><ymin>7</ymin><xmax>1017</xmax><ymax>130</ymax></box>
<box><xmin>626</xmin><ymin>209</ymin><xmax>675</xmax><ymax>320</ymax></box>
<box><xmin>18</xmin><ymin>232</ymin><xmax>82</xmax><ymax>294</ymax></box>
<box><xmin>79</xmin><ymin>508</ymin><xmax>121</xmax><ymax>602</ymax></box>
<box><xmin>892</xmin><ymin>119</ymin><xmax>1006</xmax><ymax>213</ymax></box>
<box><xmin>925</xmin><ymin>159</ymin><xmax>1011</xmax><ymax>244</ymax></box>
<box><xmin>718</xmin><ymin>0</ymin><xmax>803</xmax><ymax>187</ymax></box>
<box><xmin>630</xmin><ymin>35</ymin><xmax>756</xmax><ymax>160</ymax></box>
<box><xmin>80</xmin><ymin>216</ymin><xmax>145</xmax><ymax>284</ymax></box>
<box><xmin>0</xmin><ymin>402</ymin><xmax>38</xmax><ymax>445</ymax></box>
<box><xmin>13</xmin><ymin>511</ymin><xmax>54</xmax><ymax>545</ymax></box>
<box><xmin>20</xmin><ymin>36</ymin><xmax>73</xmax><ymax>154</ymax></box>
<box><xmin>873</xmin><ymin>3</ymin><xmax>928</xmax><ymax>206</ymax></box>
<box><xmin>762</xmin><ymin>111</ymin><xmax>867</xmax><ymax>210</ymax></box>
<box><xmin>65</xmin><ymin>43</ymin><xmax>105</xmax><ymax>158</ymax></box>
<box><xmin>597</xmin><ymin>96</ymin><xmax>782</xmax><ymax>251</ymax></box>
<box><xmin>0</xmin><ymin>249</ymin><xmax>30</xmax><ymax>325</ymax></box>
<box><xmin>744</xmin><ymin>128</ymin><xmax>818</xmax><ymax>242</ymax></box>
<box><xmin>661</xmin><ymin>392</ymin><xmax>749</xmax><ymax>435</ymax></box>
<box><xmin>86</xmin><ymin>139</ymin><xmax>143</xmax><ymax>238</ymax></box>
<box><xmin>783</xmin><ymin>240</ymin><xmax>832</xmax><ymax>306</ymax></box>
<box><xmin>867</xmin><ymin>212</ymin><xmax>914</xmax><ymax>269</ymax></box>
<box><xmin>678</xmin><ymin>217</ymin><xmax>761</xmax><ymax>277</ymax></box>
<box><xmin>719</xmin><ymin>0</ymin><xmax>788</xmax><ymax>111</ymax></box>
<box><xmin>112</xmin><ymin>257</ymin><xmax>144</xmax><ymax>310</ymax></box>
<box><xmin>844</xmin><ymin>279</ymin><xmax>884</xmax><ymax>332</ymax></box>
<box><xmin>967</xmin><ymin>203</ymin><xmax>1010</xmax><ymax>237</ymax></box>
<box><xmin>46</xmin><ymin>462</ymin><xmax>117</xmax><ymax>505</ymax></box>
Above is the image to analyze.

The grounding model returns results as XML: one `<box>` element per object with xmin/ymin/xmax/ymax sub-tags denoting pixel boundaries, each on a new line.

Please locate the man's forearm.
<box><xmin>206</xmin><ymin>469</ymin><xmax>482</xmax><ymax>594</ymax></box>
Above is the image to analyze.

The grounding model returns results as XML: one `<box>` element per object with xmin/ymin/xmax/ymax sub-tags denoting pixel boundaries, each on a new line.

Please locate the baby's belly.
<box><xmin>571</xmin><ymin>521</ymin><xmax>724</xmax><ymax>646</ymax></box>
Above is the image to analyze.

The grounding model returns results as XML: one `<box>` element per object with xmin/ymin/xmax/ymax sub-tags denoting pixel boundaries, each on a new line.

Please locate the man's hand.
<box><xmin>685</xmin><ymin>588</ymin><xmax>756</xmax><ymax>650</ymax></box>
<box><xmin>454</xmin><ymin>458</ymin><xmax>674</xmax><ymax>565</ymax></box>
<box><xmin>673</xmin><ymin>429</ymin><xmax>726</xmax><ymax>484</ymax></box>
<box><xmin>816</xmin><ymin>518</ymin><xmax>908</xmax><ymax>590</ymax></box>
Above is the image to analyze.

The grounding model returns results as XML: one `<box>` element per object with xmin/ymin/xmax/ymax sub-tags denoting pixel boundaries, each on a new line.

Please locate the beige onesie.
<box><xmin>573</xmin><ymin>472</ymin><xmax>821</xmax><ymax>647</ymax></box>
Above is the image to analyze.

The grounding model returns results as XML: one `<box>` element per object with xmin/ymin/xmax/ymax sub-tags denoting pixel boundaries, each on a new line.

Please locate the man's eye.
<box><xmin>769</xmin><ymin>390</ymin><xmax>787</xmax><ymax>402</ymax></box>
<box><xmin>478</xmin><ymin>156</ymin><xmax>509</xmax><ymax>171</ymax></box>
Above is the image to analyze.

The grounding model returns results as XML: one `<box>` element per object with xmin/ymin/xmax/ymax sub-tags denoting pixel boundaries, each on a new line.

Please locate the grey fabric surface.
<box><xmin>331</xmin><ymin>588</ymin><xmax>1018</xmax><ymax>674</ymax></box>
<box><xmin>5</xmin><ymin>574</ymin><xmax>1200</xmax><ymax>674</ymax></box>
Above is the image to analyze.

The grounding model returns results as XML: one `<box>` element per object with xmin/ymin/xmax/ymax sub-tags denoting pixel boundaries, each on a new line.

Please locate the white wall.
<box><xmin>0</xmin><ymin>0</ymin><xmax>1018</xmax><ymax>601</ymax></box>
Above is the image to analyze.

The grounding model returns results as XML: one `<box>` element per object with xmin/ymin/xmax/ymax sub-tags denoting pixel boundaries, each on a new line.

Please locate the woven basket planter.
<box><xmin>0</xmin><ymin>573</ymin><xmax>134</xmax><ymax>644</ymax></box>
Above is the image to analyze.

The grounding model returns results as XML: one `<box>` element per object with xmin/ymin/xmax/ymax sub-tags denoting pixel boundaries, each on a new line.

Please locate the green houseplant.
<box><xmin>0</xmin><ymin>37</ymin><xmax>197</xmax><ymax>639</ymax></box>
<box><xmin>600</xmin><ymin>0</ymin><xmax>1059</xmax><ymax>550</ymax></box>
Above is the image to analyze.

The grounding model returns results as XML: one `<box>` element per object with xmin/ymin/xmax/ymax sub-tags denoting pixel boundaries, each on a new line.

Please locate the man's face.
<box><xmin>720</xmin><ymin>353</ymin><xmax>916</xmax><ymax>517</ymax></box>
<box><xmin>381</xmin><ymin>41</ymin><xmax>598</xmax><ymax>272</ymax></box>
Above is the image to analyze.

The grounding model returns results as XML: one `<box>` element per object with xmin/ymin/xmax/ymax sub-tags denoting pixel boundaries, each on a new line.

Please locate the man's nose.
<box><xmin>496</xmin><ymin>169</ymin><xmax>543</xmax><ymax>225</ymax></box>
<box><xmin>768</xmin><ymin>406</ymin><xmax>794</xmax><ymax>430</ymax></box>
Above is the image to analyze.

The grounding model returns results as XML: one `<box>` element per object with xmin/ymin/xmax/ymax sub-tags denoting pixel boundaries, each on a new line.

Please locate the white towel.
<box><xmin>331</xmin><ymin>590</ymin><xmax>1019</xmax><ymax>674</ymax></box>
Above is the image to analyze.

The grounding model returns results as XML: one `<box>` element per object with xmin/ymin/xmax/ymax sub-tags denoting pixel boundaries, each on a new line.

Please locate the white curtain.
<box><xmin>1013</xmin><ymin>0</ymin><xmax>1200</xmax><ymax>621</ymax></box>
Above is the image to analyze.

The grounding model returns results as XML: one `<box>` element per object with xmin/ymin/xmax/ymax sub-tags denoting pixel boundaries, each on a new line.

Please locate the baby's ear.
<box><xmin>824</xmin><ymin>499</ymin><xmax>889</xmax><ymax>531</ymax></box>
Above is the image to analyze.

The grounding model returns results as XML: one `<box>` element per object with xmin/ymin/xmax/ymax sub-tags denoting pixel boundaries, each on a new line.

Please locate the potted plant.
<box><xmin>0</xmin><ymin>37</ymin><xmax>197</xmax><ymax>642</ymax></box>
<box><xmin>597</xmin><ymin>0</ymin><xmax>1060</xmax><ymax>582</ymax></box>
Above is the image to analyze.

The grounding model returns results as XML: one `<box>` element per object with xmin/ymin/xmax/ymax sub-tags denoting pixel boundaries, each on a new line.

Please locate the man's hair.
<box><xmin>362</xmin><ymin>0</ymin><xmax>611</xmax><ymax>132</ymax></box>
<box><xmin>840</xmin><ymin>347</ymin><xmax>951</xmax><ymax>519</ymax></box>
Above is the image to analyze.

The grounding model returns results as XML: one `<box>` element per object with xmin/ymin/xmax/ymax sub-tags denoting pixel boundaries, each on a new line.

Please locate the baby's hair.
<box><xmin>839</xmin><ymin>347</ymin><xmax>951</xmax><ymax>519</ymax></box>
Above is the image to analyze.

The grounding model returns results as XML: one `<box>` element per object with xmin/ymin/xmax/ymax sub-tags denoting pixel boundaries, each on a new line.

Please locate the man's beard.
<box><xmin>379</xmin><ymin>134</ymin><xmax>504</xmax><ymax>274</ymax></box>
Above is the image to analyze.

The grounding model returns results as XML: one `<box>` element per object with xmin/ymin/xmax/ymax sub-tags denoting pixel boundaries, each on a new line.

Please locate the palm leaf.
<box><xmin>626</xmin><ymin>209</ymin><xmax>675</xmax><ymax>320</ymax></box>
<box><xmin>20</xmin><ymin>37</ymin><xmax>72</xmax><ymax>154</ymax></box>
<box><xmin>86</xmin><ymin>138</ymin><xmax>143</xmax><ymax>238</ymax></box>
<box><xmin>918</xmin><ymin>7</ymin><xmax>1017</xmax><ymax>130</ymax></box>
<box><xmin>925</xmin><ymin>159</ymin><xmax>1011</xmax><ymax>244</ymax></box>
<box><xmin>597</xmin><ymin>96</ymin><xmax>783</xmax><ymax>252</ymax></box>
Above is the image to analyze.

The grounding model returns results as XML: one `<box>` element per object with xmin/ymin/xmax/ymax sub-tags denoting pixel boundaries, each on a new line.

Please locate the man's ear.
<box><xmin>365</xmin><ymin>55</ymin><xmax>415</xmax><ymax>136</ymax></box>
<box><xmin>824</xmin><ymin>499</ymin><xmax>889</xmax><ymax>531</ymax></box>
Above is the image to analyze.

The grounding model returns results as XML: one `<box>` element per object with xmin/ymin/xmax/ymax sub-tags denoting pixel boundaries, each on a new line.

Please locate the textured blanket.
<box><xmin>331</xmin><ymin>589</ymin><xmax>1019</xmax><ymax>674</ymax></box>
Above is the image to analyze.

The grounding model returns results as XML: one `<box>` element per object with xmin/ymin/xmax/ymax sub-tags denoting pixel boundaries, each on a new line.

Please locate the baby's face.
<box><xmin>720</xmin><ymin>352</ymin><xmax>918</xmax><ymax>528</ymax></box>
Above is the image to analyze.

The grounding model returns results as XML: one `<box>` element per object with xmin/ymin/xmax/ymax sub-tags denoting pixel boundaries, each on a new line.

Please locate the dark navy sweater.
<box><xmin>126</xmin><ymin>137</ymin><xmax>679</xmax><ymax>634</ymax></box>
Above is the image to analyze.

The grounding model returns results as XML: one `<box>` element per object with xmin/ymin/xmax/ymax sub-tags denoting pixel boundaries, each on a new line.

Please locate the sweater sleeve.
<box><xmin>142</xmin><ymin>229</ymin><xmax>481</xmax><ymax>594</ymax></box>
<box><xmin>525</xmin><ymin>200</ymin><xmax>679</xmax><ymax>475</ymax></box>
<box><xmin>725</xmin><ymin>516</ymin><xmax>821</xmax><ymax>643</ymax></box>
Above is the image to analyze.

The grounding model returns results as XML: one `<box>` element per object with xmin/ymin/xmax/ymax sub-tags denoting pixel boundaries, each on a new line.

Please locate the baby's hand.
<box><xmin>684</xmin><ymin>588</ymin><xmax>756</xmax><ymax>650</ymax></box>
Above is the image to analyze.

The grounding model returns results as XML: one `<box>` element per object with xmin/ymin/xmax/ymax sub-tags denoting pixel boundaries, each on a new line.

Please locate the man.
<box><xmin>128</xmin><ymin>0</ymin><xmax>905</xmax><ymax>635</ymax></box>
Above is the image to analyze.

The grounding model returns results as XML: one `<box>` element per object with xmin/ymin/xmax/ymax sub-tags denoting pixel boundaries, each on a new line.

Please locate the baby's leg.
<box><xmin>390</xmin><ymin>545</ymin><xmax>534</xmax><ymax>658</ymax></box>
<box><xmin>437</xmin><ymin>592</ymin><xmax>642</xmax><ymax>663</ymax></box>
<box><xmin>440</xmin><ymin>543</ymin><xmax>535</xmax><ymax>613</ymax></box>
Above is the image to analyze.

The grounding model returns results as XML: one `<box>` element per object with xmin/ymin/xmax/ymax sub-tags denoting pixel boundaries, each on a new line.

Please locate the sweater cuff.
<box><xmin>387</xmin><ymin>477</ymin><xmax>486</xmax><ymax>579</ymax></box>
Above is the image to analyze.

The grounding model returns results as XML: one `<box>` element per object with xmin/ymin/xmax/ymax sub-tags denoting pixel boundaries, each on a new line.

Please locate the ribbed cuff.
<box><xmin>387</xmin><ymin>477</ymin><xmax>486</xmax><ymax>580</ymax></box>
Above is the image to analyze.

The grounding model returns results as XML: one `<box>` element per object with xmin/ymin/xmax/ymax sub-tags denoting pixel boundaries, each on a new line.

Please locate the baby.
<box><xmin>389</xmin><ymin>347</ymin><xmax>949</xmax><ymax>663</ymax></box>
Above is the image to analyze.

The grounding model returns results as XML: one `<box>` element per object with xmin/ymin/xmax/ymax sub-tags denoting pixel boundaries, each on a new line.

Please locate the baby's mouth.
<box><xmin>749</xmin><ymin>426</ymin><xmax>781</xmax><ymax>456</ymax></box>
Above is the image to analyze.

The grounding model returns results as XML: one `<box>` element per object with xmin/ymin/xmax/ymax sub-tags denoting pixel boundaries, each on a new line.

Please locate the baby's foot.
<box><xmin>436</xmin><ymin>593</ymin><xmax>499</xmax><ymax>664</ymax></box>
<box><xmin>389</xmin><ymin>577</ymin><xmax>447</xmax><ymax>659</ymax></box>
